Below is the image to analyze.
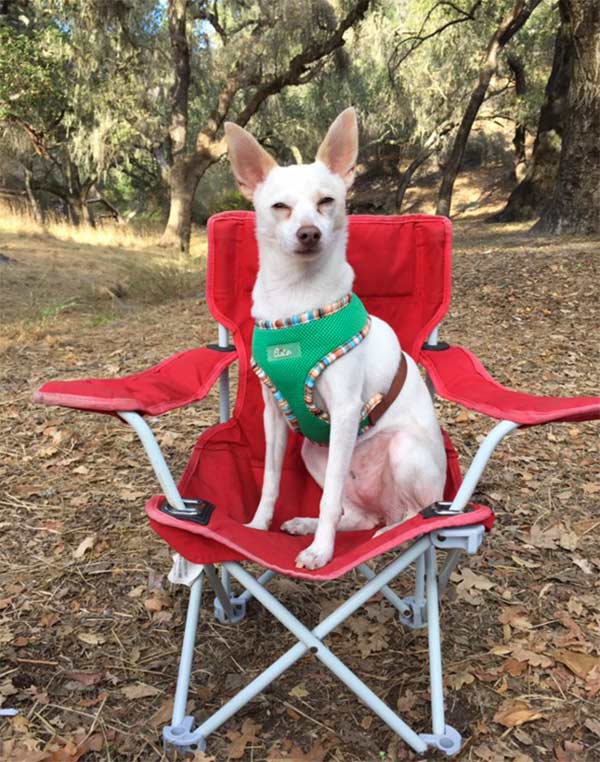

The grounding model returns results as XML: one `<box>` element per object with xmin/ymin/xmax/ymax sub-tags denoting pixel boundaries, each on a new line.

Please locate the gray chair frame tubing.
<box><xmin>117</xmin><ymin>324</ymin><xmax>520</xmax><ymax>757</ymax></box>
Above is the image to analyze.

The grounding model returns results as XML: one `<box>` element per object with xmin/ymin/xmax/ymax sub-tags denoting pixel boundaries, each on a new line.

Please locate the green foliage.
<box><xmin>206</xmin><ymin>189</ymin><xmax>253</xmax><ymax>217</ymax></box>
<box><xmin>0</xmin><ymin>23</ymin><xmax>68</xmax><ymax>127</ymax></box>
<box><xmin>0</xmin><ymin>0</ymin><xmax>560</xmax><ymax>221</ymax></box>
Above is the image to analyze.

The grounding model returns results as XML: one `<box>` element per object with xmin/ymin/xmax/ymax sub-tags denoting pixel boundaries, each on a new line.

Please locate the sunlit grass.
<box><xmin>0</xmin><ymin>203</ymin><xmax>207</xmax><ymax>335</ymax></box>
<box><xmin>0</xmin><ymin>201</ymin><xmax>166</xmax><ymax>250</ymax></box>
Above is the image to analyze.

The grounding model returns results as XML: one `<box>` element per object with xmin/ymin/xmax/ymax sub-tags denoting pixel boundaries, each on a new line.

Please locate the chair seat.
<box><xmin>147</xmin><ymin>422</ymin><xmax>494</xmax><ymax>580</ymax></box>
<box><xmin>147</xmin><ymin>496</ymin><xmax>493</xmax><ymax>581</ymax></box>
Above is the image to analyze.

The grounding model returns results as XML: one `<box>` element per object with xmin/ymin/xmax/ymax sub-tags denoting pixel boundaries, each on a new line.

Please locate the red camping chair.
<box><xmin>35</xmin><ymin>212</ymin><xmax>600</xmax><ymax>757</ymax></box>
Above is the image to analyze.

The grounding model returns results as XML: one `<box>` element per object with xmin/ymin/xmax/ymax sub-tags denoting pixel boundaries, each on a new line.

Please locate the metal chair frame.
<box><xmin>116</xmin><ymin>324</ymin><xmax>519</xmax><ymax>757</ymax></box>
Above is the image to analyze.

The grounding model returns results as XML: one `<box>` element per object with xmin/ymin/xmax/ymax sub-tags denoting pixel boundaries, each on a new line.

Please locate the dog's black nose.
<box><xmin>296</xmin><ymin>226</ymin><xmax>322</xmax><ymax>248</ymax></box>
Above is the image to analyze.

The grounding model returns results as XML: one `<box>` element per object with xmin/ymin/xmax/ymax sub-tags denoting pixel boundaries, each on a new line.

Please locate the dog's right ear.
<box><xmin>316</xmin><ymin>107</ymin><xmax>358</xmax><ymax>188</ymax></box>
<box><xmin>224</xmin><ymin>123</ymin><xmax>277</xmax><ymax>201</ymax></box>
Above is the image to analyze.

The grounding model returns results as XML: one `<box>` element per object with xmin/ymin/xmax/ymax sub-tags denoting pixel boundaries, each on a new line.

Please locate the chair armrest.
<box><xmin>33</xmin><ymin>346</ymin><xmax>237</xmax><ymax>416</ymax></box>
<box><xmin>420</xmin><ymin>345</ymin><xmax>600</xmax><ymax>426</ymax></box>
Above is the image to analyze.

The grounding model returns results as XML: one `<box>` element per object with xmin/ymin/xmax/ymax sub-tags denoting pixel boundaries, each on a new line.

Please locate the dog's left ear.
<box><xmin>316</xmin><ymin>107</ymin><xmax>358</xmax><ymax>189</ymax></box>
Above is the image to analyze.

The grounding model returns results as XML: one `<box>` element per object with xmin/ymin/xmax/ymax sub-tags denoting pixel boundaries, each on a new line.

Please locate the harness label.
<box><xmin>267</xmin><ymin>343</ymin><xmax>301</xmax><ymax>361</ymax></box>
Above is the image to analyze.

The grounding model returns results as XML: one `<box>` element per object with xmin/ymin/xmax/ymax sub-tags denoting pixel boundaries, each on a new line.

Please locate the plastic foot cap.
<box><xmin>420</xmin><ymin>725</ymin><xmax>462</xmax><ymax>756</ymax></box>
<box><xmin>214</xmin><ymin>595</ymin><xmax>247</xmax><ymax>625</ymax></box>
<box><xmin>163</xmin><ymin>716</ymin><xmax>207</xmax><ymax>753</ymax></box>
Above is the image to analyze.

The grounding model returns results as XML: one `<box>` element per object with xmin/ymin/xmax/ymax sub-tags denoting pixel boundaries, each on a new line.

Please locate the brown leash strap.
<box><xmin>367</xmin><ymin>352</ymin><xmax>408</xmax><ymax>427</ymax></box>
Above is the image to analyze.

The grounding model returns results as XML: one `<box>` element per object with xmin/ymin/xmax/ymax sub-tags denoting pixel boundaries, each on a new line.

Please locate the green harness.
<box><xmin>251</xmin><ymin>294</ymin><xmax>380</xmax><ymax>445</ymax></box>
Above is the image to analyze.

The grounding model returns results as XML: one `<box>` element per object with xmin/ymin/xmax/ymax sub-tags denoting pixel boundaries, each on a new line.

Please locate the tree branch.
<box><xmin>390</xmin><ymin>0</ymin><xmax>482</xmax><ymax>72</ymax></box>
<box><xmin>232</xmin><ymin>0</ymin><xmax>372</xmax><ymax>129</ymax></box>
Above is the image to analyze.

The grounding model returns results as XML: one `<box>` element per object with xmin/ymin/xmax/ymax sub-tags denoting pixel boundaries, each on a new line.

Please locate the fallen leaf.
<box><xmin>63</xmin><ymin>671</ymin><xmax>104</xmax><ymax>688</ymax></box>
<box><xmin>73</xmin><ymin>534</ymin><xmax>96</xmax><ymax>559</ymax></box>
<box><xmin>77</xmin><ymin>632</ymin><xmax>106</xmax><ymax>646</ymax></box>
<box><xmin>555</xmin><ymin>740</ymin><xmax>585</xmax><ymax>761</ymax></box>
<box><xmin>572</xmin><ymin>556</ymin><xmax>593</xmax><ymax>574</ymax></box>
<box><xmin>227</xmin><ymin>718</ymin><xmax>262</xmax><ymax>759</ymax></box>
<box><xmin>288</xmin><ymin>684</ymin><xmax>309</xmax><ymax>699</ymax></box>
<box><xmin>499</xmin><ymin>608</ymin><xmax>533</xmax><ymax>630</ymax></box>
<box><xmin>78</xmin><ymin>690</ymin><xmax>109</xmax><ymax>708</ymax></box>
<box><xmin>566</xmin><ymin>596</ymin><xmax>583</xmax><ymax>616</ymax></box>
<box><xmin>582</xmin><ymin>483</ymin><xmax>600</xmax><ymax>495</ymax></box>
<box><xmin>493</xmin><ymin>700</ymin><xmax>543</xmax><ymax>728</ymax></box>
<box><xmin>511</xmin><ymin>645</ymin><xmax>553</xmax><ymax>669</ymax></box>
<box><xmin>448</xmin><ymin>670</ymin><xmax>475</xmax><ymax>689</ymax></box>
<box><xmin>528</xmin><ymin>524</ymin><xmax>560</xmax><ymax>549</ymax></box>
<box><xmin>585</xmin><ymin>664</ymin><xmax>600</xmax><ymax>696</ymax></box>
<box><xmin>585</xmin><ymin>717</ymin><xmax>600</xmax><ymax>738</ymax></box>
<box><xmin>267</xmin><ymin>740</ymin><xmax>329</xmax><ymax>762</ymax></box>
<box><xmin>121</xmin><ymin>683</ymin><xmax>162</xmax><ymax>700</ymax></box>
<box><xmin>456</xmin><ymin>567</ymin><xmax>495</xmax><ymax>592</ymax></box>
<box><xmin>559</xmin><ymin>529</ymin><xmax>578</xmax><ymax>551</ymax></box>
<box><xmin>502</xmin><ymin>658</ymin><xmax>528</xmax><ymax>676</ymax></box>
<box><xmin>144</xmin><ymin>592</ymin><xmax>171</xmax><ymax>612</ymax></box>
<box><xmin>552</xmin><ymin>649</ymin><xmax>600</xmax><ymax>680</ymax></box>
<box><xmin>150</xmin><ymin>698</ymin><xmax>174</xmax><ymax>728</ymax></box>
<box><xmin>192</xmin><ymin>753</ymin><xmax>217</xmax><ymax>762</ymax></box>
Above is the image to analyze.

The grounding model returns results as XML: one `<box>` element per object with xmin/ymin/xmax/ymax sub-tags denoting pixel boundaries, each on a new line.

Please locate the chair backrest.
<box><xmin>186</xmin><ymin>212</ymin><xmax>457</xmax><ymax>514</ymax></box>
<box><xmin>207</xmin><ymin>211</ymin><xmax>452</xmax><ymax>361</ymax></box>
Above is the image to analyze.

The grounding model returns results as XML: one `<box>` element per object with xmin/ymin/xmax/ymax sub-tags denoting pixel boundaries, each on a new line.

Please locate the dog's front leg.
<box><xmin>245</xmin><ymin>387</ymin><xmax>288</xmax><ymax>531</ymax></box>
<box><xmin>295</xmin><ymin>401</ymin><xmax>362</xmax><ymax>569</ymax></box>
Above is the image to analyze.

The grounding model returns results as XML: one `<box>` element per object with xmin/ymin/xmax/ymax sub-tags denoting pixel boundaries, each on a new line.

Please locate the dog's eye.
<box><xmin>272</xmin><ymin>202</ymin><xmax>289</xmax><ymax>210</ymax></box>
<box><xmin>318</xmin><ymin>197</ymin><xmax>334</xmax><ymax>206</ymax></box>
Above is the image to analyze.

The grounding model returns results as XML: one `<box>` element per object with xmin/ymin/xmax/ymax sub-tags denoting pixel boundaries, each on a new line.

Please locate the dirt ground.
<box><xmin>0</xmin><ymin>217</ymin><xmax>599</xmax><ymax>762</ymax></box>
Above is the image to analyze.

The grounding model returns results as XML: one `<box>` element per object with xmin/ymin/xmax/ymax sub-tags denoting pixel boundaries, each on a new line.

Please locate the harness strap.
<box><xmin>367</xmin><ymin>352</ymin><xmax>408</xmax><ymax>427</ymax></box>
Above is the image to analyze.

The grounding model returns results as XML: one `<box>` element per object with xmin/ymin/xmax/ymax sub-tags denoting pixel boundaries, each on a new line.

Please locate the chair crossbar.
<box><xmin>356</xmin><ymin>563</ymin><xmax>412</xmax><ymax>616</ymax></box>
<box><xmin>164</xmin><ymin>535</ymin><xmax>462</xmax><ymax>756</ymax></box>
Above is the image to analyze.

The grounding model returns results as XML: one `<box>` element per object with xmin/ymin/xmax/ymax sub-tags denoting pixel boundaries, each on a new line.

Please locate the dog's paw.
<box><xmin>295</xmin><ymin>543</ymin><xmax>332</xmax><ymax>570</ymax></box>
<box><xmin>281</xmin><ymin>517</ymin><xmax>318</xmax><ymax>536</ymax></box>
<box><xmin>244</xmin><ymin>518</ymin><xmax>270</xmax><ymax>531</ymax></box>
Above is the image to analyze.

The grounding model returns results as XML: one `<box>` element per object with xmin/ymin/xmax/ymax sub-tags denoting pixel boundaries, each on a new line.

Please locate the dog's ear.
<box><xmin>224</xmin><ymin>123</ymin><xmax>277</xmax><ymax>200</ymax></box>
<box><xmin>316</xmin><ymin>107</ymin><xmax>358</xmax><ymax>188</ymax></box>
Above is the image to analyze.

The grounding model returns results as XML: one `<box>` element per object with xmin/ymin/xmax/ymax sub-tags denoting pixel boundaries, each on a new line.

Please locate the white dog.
<box><xmin>224</xmin><ymin>108</ymin><xmax>446</xmax><ymax>570</ymax></box>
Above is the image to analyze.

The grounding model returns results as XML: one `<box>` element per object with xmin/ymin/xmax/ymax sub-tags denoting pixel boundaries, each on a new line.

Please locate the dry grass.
<box><xmin>0</xmin><ymin>204</ymin><xmax>207</xmax><ymax>340</ymax></box>
<box><xmin>0</xmin><ymin>202</ymin><xmax>163</xmax><ymax>251</ymax></box>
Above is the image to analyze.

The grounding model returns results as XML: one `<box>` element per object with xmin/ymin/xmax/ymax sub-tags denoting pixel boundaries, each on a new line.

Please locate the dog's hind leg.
<box><xmin>281</xmin><ymin>501</ymin><xmax>379</xmax><ymax>536</ymax></box>
<box><xmin>380</xmin><ymin>430</ymin><xmax>446</xmax><ymax>528</ymax></box>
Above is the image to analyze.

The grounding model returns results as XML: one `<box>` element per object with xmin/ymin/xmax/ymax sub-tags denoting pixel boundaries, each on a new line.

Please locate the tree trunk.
<box><xmin>24</xmin><ymin>168</ymin><xmax>44</xmax><ymax>224</ymax></box>
<box><xmin>159</xmin><ymin>157</ymin><xmax>205</xmax><ymax>254</ymax></box>
<box><xmin>512</xmin><ymin>123</ymin><xmax>527</xmax><ymax>182</ymax></box>
<box><xmin>436</xmin><ymin>0</ymin><xmax>543</xmax><ymax>217</ymax></box>
<box><xmin>533</xmin><ymin>0</ymin><xmax>600</xmax><ymax>234</ymax></box>
<box><xmin>396</xmin><ymin>150</ymin><xmax>433</xmax><ymax>211</ymax></box>
<box><xmin>507</xmin><ymin>54</ymin><xmax>527</xmax><ymax>182</ymax></box>
<box><xmin>396</xmin><ymin>119</ymin><xmax>456</xmax><ymax>211</ymax></box>
<box><xmin>495</xmin><ymin>13</ymin><xmax>572</xmax><ymax>222</ymax></box>
<box><xmin>69</xmin><ymin>195</ymin><xmax>94</xmax><ymax>227</ymax></box>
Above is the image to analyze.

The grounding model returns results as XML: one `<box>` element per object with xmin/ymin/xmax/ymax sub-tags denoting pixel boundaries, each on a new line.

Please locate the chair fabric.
<box><xmin>33</xmin><ymin>347</ymin><xmax>237</xmax><ymax>416</ymax></box>
<box><xmin>420</xmin><ymin>345</ymin><xmax>600</xmax><ymax>426</ymax></box>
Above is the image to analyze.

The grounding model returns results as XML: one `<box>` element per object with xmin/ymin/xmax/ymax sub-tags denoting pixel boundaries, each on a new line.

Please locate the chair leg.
<box><xmin>163</xmin><ymin>573</ymin><xmax>207</xmax><ymax>754</ymax></box>
<box><xmin>419</xmin><ymin>545</ymin><xmax>463</xmax><ymax>756</ymax></box>
<box><xmin>398</xmin><ymin>552</ymin><xmax>428</xmax><ymax>629</ymax></box>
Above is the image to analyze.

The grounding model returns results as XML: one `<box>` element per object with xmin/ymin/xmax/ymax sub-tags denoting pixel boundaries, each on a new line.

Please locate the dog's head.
<box><xmin>224</xmin><ymin>108</ymin><xmax>358</xmax><ymax>260</ymax></box>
